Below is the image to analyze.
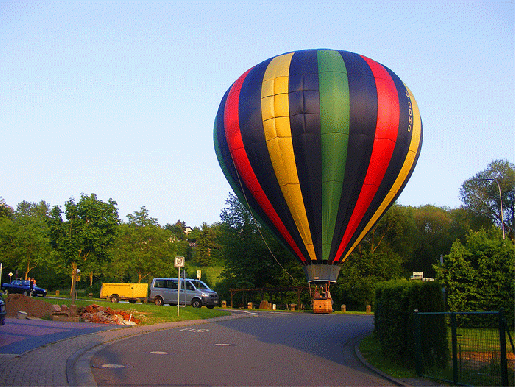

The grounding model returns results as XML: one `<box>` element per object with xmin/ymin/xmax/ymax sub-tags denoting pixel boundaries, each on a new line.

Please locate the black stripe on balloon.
<box><xmin>288</xmin><ymin>49</ymin><xmax>322</xmax><ymax>262</ymax></box>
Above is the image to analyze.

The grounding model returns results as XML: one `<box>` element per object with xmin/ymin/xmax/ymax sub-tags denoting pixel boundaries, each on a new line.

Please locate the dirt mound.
<box><xmin>5</xmin><ymin>294</ymin><xmax>54</xmax><ymax>319</ymax></box>
<box><xmin>4</xmin><ymin>295</ymin><xmax>141</xmax><ymax>325</ymax></box>
<box><xmin>79</xmin><ymin>304</ymin><xmax>140</xmax><ymax>325</ymax></box>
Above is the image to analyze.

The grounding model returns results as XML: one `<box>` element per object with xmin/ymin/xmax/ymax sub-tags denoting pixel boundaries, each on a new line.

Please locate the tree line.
<box><xmin>0</xmin><ymin>160</ymin><xmax>513</xmax><ymax>314</ymax></box>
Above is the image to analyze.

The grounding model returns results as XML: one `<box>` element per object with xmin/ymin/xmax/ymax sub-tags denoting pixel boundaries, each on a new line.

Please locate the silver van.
<box><xmin>149</xmin><ymin>278</ymin><xmax>218</xmax><ymax>309</ymax></box>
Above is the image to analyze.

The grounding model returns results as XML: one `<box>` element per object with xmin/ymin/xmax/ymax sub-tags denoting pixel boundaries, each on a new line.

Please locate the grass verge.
<box><xmin>359</xmin><ymin>333</ymin><xmax>418</xmax><ymax>379</ymax></box>
<box><xmin>43</xmin><ymin>297</ymin><xmax>231</xmax><ymax>325</ymax></box>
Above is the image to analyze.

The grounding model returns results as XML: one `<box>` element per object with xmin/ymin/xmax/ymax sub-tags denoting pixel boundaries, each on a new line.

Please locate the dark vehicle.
<box><xmin>1</xmin><ymin>280</ymin><xmax>47</xmax><ymax>297</ymax></box>
<box><xmin>0</xmin><ymin>293</ymin><xmax>5</xmax><ymax>325</ymax></box>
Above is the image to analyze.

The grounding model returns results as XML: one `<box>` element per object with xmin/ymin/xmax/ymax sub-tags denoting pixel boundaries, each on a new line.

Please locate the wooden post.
<box><xmin>70</xmin><ymin>262</ymin><xmax>77</xmax><ymax>306</ymax></box>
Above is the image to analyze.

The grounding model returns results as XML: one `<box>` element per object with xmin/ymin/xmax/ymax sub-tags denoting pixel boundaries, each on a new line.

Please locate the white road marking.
<box><xmin>101</xmin><ymin>364</ymin><xmax>125</xmax><ymax>368</ymax></box>
<box><xmin>179</xmin><ymin>327</ymin><xmax>209</xmax><ymax>332</ymax></box>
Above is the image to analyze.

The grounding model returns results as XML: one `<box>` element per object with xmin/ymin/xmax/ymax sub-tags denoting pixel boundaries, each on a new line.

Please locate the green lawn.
<box><xmin>43</xmin><ymin>297</ymin><xmax>231</xmax><ymax>325</ymax></box>
<box><xmin>359</xmin><ymin>333</ymin><xmax>418</xmax><ymax>379</ymax></box>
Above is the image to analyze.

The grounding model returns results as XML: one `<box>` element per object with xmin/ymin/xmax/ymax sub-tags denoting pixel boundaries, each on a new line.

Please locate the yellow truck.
<box><xmin>99</xmin><ymin>283</ymin><xmax>148</xmax><ymax>303</ymax></box>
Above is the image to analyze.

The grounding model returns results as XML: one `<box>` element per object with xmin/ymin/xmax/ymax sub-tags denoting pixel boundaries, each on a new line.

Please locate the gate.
<box><xmin>414</xmin><ymin>310</ymin><xmax>514</xmax><ymax>386</ymax></box>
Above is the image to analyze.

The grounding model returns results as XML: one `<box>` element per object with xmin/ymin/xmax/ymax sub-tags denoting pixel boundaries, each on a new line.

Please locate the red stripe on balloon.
<box><xmin>224</xmin><ymin>69</ymin><xmax>307</xmax><ymax>263</ymax></box>
<box><xmin>333</xmin><ymin>56</ymin><xmax>400</xmax><ymax>262</ymax></box>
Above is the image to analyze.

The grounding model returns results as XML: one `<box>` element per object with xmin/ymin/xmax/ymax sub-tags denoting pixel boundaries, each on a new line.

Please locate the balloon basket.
<box><xmin>313</xmin><ymin>298</ymin><xmax>333</xmax><ymax>314</ymax></box>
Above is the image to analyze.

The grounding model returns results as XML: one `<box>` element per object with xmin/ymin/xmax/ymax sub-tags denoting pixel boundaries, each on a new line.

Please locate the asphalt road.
<box><xmin>0</xmin><ymin>317</ymin><xmax>115</xmax><ymax>355</ymax></box>
<box><xmin>91</xmin><ymin>311</ymin><xmax>392</xmax><ymax>386</ymax></box>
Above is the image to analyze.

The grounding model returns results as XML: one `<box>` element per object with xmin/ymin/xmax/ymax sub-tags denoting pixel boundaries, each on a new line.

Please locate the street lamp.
<box><xmin>478</xmin><ymin>177</ymin><xmax>505</xmax><ymax>239</ymax></box>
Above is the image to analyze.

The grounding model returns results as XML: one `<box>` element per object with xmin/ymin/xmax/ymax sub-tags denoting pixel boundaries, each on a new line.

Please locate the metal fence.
<box><xmin>414</xmin><ymin>311</ymin><xmax>514</xmax><ymax>386</ymax></box>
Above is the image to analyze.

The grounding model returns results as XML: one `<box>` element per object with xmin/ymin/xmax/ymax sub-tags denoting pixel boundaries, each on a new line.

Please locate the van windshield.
<box><xmin>192</xmin><ymin>280</ymin><xmax>210</xmax><ymax>290</ymax></box>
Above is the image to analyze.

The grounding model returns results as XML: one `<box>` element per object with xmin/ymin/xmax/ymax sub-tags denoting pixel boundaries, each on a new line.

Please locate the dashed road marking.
<box><xmin>179</xmin><ymin>328</ymin><xmax>209</xmax><ymax>332</ymax></box>
<box><xmin>101</xmin><ymin>364</ymin><xmax>125</xmax><ymax>368</ymax></box>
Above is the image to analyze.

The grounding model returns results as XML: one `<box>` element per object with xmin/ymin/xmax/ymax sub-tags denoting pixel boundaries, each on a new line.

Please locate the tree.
<box><xmin>0</xmin><ymin>198</ymin><xmax>13</xmax><ymax>218</ymax></box>
<box><xmin>192</xmin><ymin>223</ymin><xmax>220</xmax><ymax>266</ymax></box>
<box><xmin>434</xmin><ymin>227</ymin><xmax>514</xmax><ymax>324</ymax></box>
<box><xmin>126</xmin><ymin>206</ymin><xmax>158</xmax><ymax>227</ymax></box>
<box><xmin>0</xmin><ymin>201</ymin><xmax>52</xmax><ymax>281</ymax></box>
<box><xmin>164</xmin><ymin>220</ymin><xmax>188</xmax><ymax>242</ymax></box>
<box><xmin>49</xmin><ymin>194</ymin><xmax>119</xmax><ymax>301</ymax></box>
<box><xmin>460</xmin><ymin>159</ymin><xmax>515</xmax><ymax>239</ymax></box>
<box><xmin>335</xmin><ymin>205</ymin><xmax>409</xmax><ymax>309</ymax></box>
<box><xmin>216</xmin><ymin>193</ymin><xmax>304</xmax><ymax>296</ymax></box>
<box><xmin>109</xmin><ymin>207</ymin><xmax>187</xmax><ymax>282</ymax></box>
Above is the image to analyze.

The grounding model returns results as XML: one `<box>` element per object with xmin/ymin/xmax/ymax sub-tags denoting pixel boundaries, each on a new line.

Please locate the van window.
<box><xmin>166</xmin><ymin>280</ymin><xmax>178</xmax><ymax>289</ymax></box>
<box><xmin>185</xmin><ymin>281</ymin><xmax>194</xmax><ymax>291</ymax></box>
<box><xmin>154</xmin><ymin>280</ymin><xmax>165</xmax><ymax>288</ymax></box>
<box><xmin>192</xmin><ymin>280</ymin><xmax>210</xmax><ymax>290</ymax></box>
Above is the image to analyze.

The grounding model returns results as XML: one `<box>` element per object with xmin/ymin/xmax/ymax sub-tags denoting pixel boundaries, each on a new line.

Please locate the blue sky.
<box><xmin>1</xmin><ymin>0</ymin><xmax>513</xmax><ymax>227</ymax></box>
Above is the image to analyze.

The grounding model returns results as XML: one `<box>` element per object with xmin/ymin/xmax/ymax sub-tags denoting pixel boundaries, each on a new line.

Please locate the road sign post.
<box><xmin>174</xmin><ymin>257</ymin><xmax>185</xmax><ymax>317</ymax></box>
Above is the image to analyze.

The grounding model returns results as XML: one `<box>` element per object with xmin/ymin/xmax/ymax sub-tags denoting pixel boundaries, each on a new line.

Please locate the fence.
<box><xmin>414</xmin><ymin>310</ymin><xmax>514</xmax><ymax>386</ymax></box>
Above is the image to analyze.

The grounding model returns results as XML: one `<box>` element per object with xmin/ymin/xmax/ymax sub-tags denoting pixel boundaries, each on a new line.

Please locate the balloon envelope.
<box><xmin>214</xmin><ymin>49</ymin><xmax>422</xmax><ymax>282</ymax></box>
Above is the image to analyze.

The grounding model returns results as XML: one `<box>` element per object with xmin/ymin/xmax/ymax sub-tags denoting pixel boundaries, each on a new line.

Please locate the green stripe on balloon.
<box><xmin>317</xmin><ymin>49</ymin><xmax>350</xmax><ymax>261</ymax></box>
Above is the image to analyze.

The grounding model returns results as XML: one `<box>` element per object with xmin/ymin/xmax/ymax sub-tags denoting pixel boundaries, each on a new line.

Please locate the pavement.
<box><xmin>0</xmin><ymin>314</ymin><xmax>443</xmax><ymax>386</ymax></box>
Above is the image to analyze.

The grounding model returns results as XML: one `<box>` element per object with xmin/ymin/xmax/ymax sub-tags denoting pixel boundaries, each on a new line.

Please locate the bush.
<box><xmin>374</xmin><ymin>280</ymin><xmax>447</xmax><ymax>368</ymax></box>
<box><xmin>434</xmin><ymin>228</ymin><xmax>514</xmax><ymax>327</ymax></box>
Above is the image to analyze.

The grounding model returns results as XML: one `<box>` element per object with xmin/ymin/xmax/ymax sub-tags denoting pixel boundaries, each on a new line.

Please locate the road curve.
<box><xmin>91</xmin><ymin>311</ymin><xmax>393</xmax><ymax>386</ymax></box>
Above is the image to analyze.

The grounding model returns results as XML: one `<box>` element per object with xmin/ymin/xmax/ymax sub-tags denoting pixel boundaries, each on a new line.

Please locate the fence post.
<box><xmin>450</xmin><ymin>312</ymin><xmax>458</xmax><ymax>385</ymax></box>
<box><xmin>499</xmin><ymin>310</ymin><xmax>508</xmax><ymax>386</ymax></box>
<box><xmin>414</xmin><ymin>309</ymin><xmax>424</xmax><ymax>376</ymax></box>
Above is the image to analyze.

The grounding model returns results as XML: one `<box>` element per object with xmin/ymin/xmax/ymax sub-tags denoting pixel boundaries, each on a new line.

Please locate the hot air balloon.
<box><xmin>214</xmin><ymin>49</ymin><xmax>422</xmax><ymax>290</ymax></box>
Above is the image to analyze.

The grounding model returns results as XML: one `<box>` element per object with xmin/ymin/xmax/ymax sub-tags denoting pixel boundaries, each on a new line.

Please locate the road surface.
<box><xmin>91</xmin><ymin>311</ymin><xmax>392</xmax><ymax>386</ymax></box>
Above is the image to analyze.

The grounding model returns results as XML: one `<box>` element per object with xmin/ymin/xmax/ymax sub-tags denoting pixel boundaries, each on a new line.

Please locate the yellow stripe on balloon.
<box><xmin>261</xmin><ymin>53</ymin><xmax>317</xmax><ymax>261</ymax></box>
<box><xmin>342</xmin><ymin>86</ymin><xmax>422</xmax><ymax>261</ymax></box>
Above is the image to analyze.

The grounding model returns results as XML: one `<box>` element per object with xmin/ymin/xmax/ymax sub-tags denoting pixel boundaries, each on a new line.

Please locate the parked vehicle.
<box><xmin>99</xmin><ymin>283</ymin><xmax>149</xmax><ymax>303</ymax></box>
<box><xmin>1</xmin><ymin>280</ymin><xmax>47</xmax><ymax>297</ymax></box>
<box><xmin>149</xmin><ymin>278</ymin><xmax>218</xmax><ymax>308</ymax></box>
<box><xmin>0</xmin><ymin>293</ymin><xmax>6</xmax><ymax>325</ymax></box>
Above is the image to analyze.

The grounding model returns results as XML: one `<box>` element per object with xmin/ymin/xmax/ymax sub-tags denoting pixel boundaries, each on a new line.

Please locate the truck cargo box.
<box><xmin>100</xmin><ymin>283</ymin><xmax>148</xmax><ymax>303</ymax></box>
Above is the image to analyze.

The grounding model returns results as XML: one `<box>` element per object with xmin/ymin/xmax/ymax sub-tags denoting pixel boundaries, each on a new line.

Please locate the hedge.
<box><xmin>374</xmin><ymin>280</ymin><xmax>447</xmax><ymax>368</ymax></box>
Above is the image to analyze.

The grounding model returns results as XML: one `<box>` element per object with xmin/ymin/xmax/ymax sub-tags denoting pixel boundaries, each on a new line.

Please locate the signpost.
<box><xmin>174</xmin><ymin>256</ymin><xmax>185</xmax><ymax>317</ymax></box>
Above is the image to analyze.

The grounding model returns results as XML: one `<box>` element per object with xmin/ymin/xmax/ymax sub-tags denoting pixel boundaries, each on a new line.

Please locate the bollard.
<box><xmin>272</xmin><ymin>304</ymin><xmax>276</xmax><ymax>310</ymax></box>
<box><xmin>55</xmin><ymin>290</ymin><xmax>60</xmax><ymax>296</ymax></box>
<box><xmin>247</xmin><ymin>302</ymin><xmax>253</xmax><ymax>309</ymax></box>
<box><xmin>221</xmin><ymin>300</ymin><xmax>227</xmax><ymax>308</ymax></box>
<box><xmin>366</xmin><ymin>305</ymin><xmax>371</xmax><ymax>313</ymax></box>
<box><xmin>290</xmin><ymin>304</ymin><xmax>296</xmax><ymax>311</ymax></box>
<box><xmin>341</xmin><ymin>304</ymin><xmax>346</xmax><ymax>312</ymax></box>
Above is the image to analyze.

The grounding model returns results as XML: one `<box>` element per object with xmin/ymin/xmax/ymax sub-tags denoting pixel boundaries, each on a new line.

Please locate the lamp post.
<box><xmin>478</xmin><ymin>178</ymin><xmax>505</xmax><ymax>239</ymax></box>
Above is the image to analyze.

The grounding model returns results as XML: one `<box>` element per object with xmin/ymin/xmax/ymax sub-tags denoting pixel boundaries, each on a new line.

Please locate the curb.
<box><xmin>354</xmin><ymin>338</ymin><xmax>410</xmax><ymax>387</ymax></box>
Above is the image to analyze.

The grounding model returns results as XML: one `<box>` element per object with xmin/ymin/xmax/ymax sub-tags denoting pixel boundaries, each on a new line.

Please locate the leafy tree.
<box><xmin>126</xmin><ymin>206</ymin><xmax>158</xmax><ymax>226</ymax></box>
<box><xmin>0</xmin><ymin>201</ymin><xmax>52</xmax><ymax>281</ymax></box>
<box><xmin>335</xmin><ymin>205</ymin><xmax>409</xmax><ymax>309</ymax></box>
<box><xmin>164</xmin><ymin>220</ymin><xmax>188</xmax><ymax>242</ymax></box>
<box><xmin>49</xmin><ymin>194</ymin><xmax>119</xmax><ymax>299</ymax></box>
<box><xmin>460</xmin><ymin>159</ymin><xmax>515</xmax><ymax>239</ymax></box>
<box><xmin>109</xmin><ymin>207</ymin><xmax>187</xmax><ymax>282</ymax></box>
<box><xmin>192</xmin><ymin>222</ymin><xmax>220</xmax><ymax>266</ymax></box>
<box><xmin>434</xmin><ymin>227</ymin><xmax>514</xmax><ymax>323</ymax></box>
<box><xmin>0</xmin><ymin>198</ymin><xmax>13</xmax><ymax>218</ymax></box>
<box><xmin>216</xmin><ymin>193</ymin><xmax>304</xmax><ymax>298</ymax></box>
<box><xmin>409</xmin><ymin>205</ymin><xmax>460</xmax><ymax>277</ymax></box>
